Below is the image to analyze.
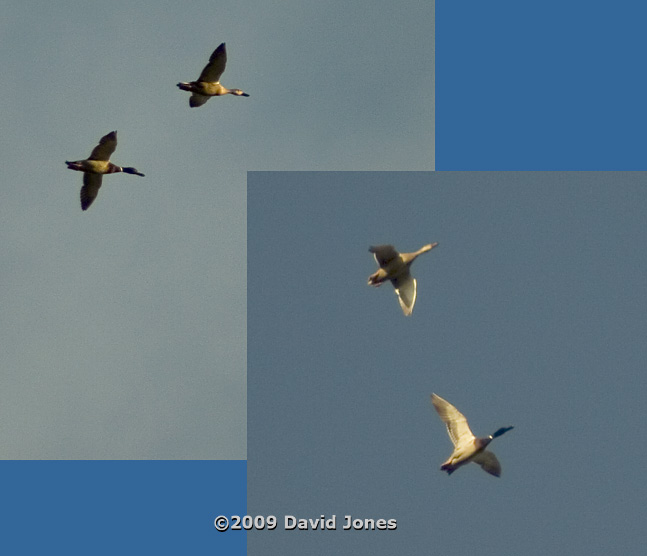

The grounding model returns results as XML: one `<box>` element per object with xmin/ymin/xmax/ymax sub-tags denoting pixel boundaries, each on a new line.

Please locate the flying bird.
<box><xmin>177</xmin><ymin>43</ymin><xmax>250</xmax><ymax>107</ymax></box>
<box><xmin>367</xmin><ymin>243</ymin><xmax>438</xmax><ymax>315</ymax></box>
<box><xmin>65</xmin><ymin>131</ymin><xmax>144</xmax><ymax>211</ymax></box>
<box><xmin>430</xmin><ymin>393</ymin><xmax>513</xmax><ymax>477</ymax></box>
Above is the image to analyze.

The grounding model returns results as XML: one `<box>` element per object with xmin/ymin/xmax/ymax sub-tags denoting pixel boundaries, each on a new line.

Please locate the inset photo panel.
<box><xmin>248</xmin><ymin>171</ymin><xmax>647</xmax><ymax>556</ymax></box>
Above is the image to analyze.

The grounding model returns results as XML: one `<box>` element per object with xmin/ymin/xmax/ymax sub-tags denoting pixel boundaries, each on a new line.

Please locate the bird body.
<box><xmin>65</xmin><ymin>131</ymin><xmax>144</xmax><ymax>211</ymax></box>
<box><xmin>177</xmin><ymin>43</ymin><xmax>249</xmax><ymax>107</ymax></box>
<box><xmin>430</xmin><ymin>393</ymin><xmax>513</xmax><ymax>477</ymax></box>
<box><xmin>368</xmin><ymin>242</ymin><xmax>437</xmax><ymax>315</ymax></box>
<box><xmin>177</xmin><ymin>81</ymin><xmax>248</xmax><ymax>98</ymax></box>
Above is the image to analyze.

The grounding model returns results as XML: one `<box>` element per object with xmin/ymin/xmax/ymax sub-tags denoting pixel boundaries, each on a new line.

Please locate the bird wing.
<box><xmin>431</xmin><ymin>393</ymin><xmax>476</xmax><ymax>448</ymax></box>
<box><xmin>198</xmin><ymin>43</ymin><xmax>227</xmax><ymax>82</ymax></box>
<box><xmin>392</xmin><ymin>275</ymin><xmax>416</xmax><ymax>316</ymax></box>
<box><xmin>189</xmin><ymin>93</ymin><xmax>210</xmax><ymax>108</ymax></box>
<box><xmin>369</xmin><ymin>245</ymin><xmax>400</xmax><ymax>268</ymax></box>
<box><xmin>80</xmin><ymin>173</ymin><xmax>103</xmax><ymax>210</ymax></box>
<box><xmin>88</xmin><ymin>131</ymin><xmax>117</xmax><ymax>161</ymax></box>
<box><xmin>471</xmin><ymin>450</ymin><xmax>502</xmax><ymax>477</ymax></box>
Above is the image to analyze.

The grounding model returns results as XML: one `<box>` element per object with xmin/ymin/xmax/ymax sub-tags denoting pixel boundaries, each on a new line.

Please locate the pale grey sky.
<box><xmin>1</xmin><ymin>0</ymin><xmax>433</xmax><ymax>459</ymax></box>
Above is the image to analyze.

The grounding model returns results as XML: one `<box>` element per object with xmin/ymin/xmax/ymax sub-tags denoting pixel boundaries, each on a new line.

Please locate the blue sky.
<box><xmin>248</xmin><ymin>171</ymin><xmax>647</xmax><ymax>555</ymax></box>
<box><xmin>437</xmin><ymin>1</ymin><xmax>647</xmax><ymax>169</ymax></box>
<box><xmin>0</xmin><ymin>0</ymin><xmax>433</xmax><ymax>460</ymax></box>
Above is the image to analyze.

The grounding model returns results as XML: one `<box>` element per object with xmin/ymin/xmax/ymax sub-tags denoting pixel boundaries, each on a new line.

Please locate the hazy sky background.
<box><xmin>248</xmin><ymin>172</ymin><xmax>647</xmax><ymax>555</ymax></box>
<box><xmin>0</xmin><ymin>1</ymin><xmax>433</xmax><ymax>459</ymax></box>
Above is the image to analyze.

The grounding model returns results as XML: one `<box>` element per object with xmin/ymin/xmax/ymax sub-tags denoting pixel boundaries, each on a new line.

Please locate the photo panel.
<box><xmin>248</xmin><ymin>171</ymin><xmax>647</xmax><ymax>555</ymax></box>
